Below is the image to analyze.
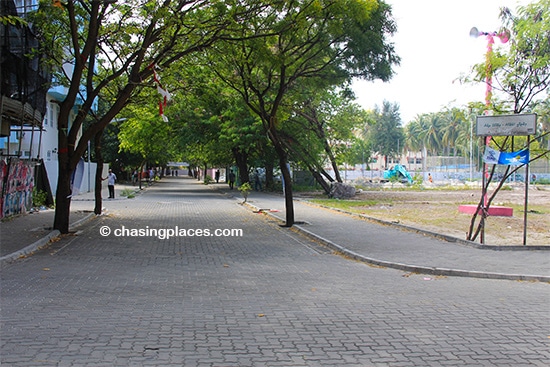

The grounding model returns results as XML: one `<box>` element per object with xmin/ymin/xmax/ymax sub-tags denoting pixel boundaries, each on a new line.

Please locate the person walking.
<box><xmin>228</xmin><ymin>170</ymin><xmax>236</xmax><ymax>190</ymax></box>
<box><xmin>254</xmin><ymin>169</ymin><xmax>262</xmax><ymax>191</ymax></box>
<box><xmin>103</xmin><ymin>169</ymin><xmax>117</xmax><ymax>199</ymax></box>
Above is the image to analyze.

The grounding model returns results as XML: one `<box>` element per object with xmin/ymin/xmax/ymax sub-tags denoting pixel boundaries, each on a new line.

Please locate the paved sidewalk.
<box><xmin>215</xmin><ymin>185</ymin><xmax>549</xmax><ymax>282</ymax></box>
<box><xmin>0</xmin><ymin>181</ymin><xmax>146</xmax><ymax>261</ymax></box>
<box><xmin>2</xmin><ymin>178</ymin><xmax>549</xmax><ymax>282</ymax></box>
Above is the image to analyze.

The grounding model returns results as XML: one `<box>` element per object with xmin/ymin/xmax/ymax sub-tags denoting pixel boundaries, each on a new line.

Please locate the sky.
<box><xmin>352</xmin><ymin>0</ymin><xmax>531</xmax><ymax>124</ymax></box>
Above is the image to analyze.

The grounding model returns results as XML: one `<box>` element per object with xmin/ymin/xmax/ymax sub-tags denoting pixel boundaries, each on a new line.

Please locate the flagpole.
<box><xmin>523</xmin><ymin>136</ymin><xmax>530</xmax><ymax>246</ymax></box>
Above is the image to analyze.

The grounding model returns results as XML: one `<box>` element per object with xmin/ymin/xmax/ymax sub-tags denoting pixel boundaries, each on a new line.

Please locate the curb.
<box><xmin>1</xmin><ymin>212</ymin><xmax>96</xmax><ymax>264</ymax></box>
<box><xmin>303</xmin><ymin>201</ymin><xmax>550</xmax><ymax>251</ymax></box>
<box><xmin>0</xmin><ymin>229</ymin><xmax>61</xmax><ymax>263</ymax></box>
<box><xmin>293</xmin><ymin>224</ymin><xmax>550</xmax><ymax>283</ymax></box>
<box><xmin>241</xmin><ymin>200</ymin><xmax>550</xmax><ymax>283</ymax></box>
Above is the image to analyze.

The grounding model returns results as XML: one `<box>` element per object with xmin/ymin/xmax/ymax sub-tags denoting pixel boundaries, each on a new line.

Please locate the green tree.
<box><xmin>404</xmin><ymin>115</ymin><xmax>423</xmax><ymax>154</ymax></box>
<box><xmin>210</xmin><ymin>0</ymin><xmax>399</xmax><ymax>226</ymax></box>
<box><xmin>532</xmin><ymin>97</ymin><xmax>549</xmax><ymax>153</ymax></box>
<box><xmin>344</xmin><ymin>138</ymin><xmax>371</xmax><ymax>168</ymax></box>
<box><xmin>284</xmin><ymin>87</ymin><xmax>368</xmax><ymax>192</ymax></box>
<box><xmin>118</xmin><ymin>105</ymin><xmax>175</xmax><ymax>168</ymax></box>
<box><xmin>440</xmin><ymin>107</ymin><xmax>464</xmax><ymax>157</ymax></box>
<box><xmin>167</xmin><ymin>61</ymin><xmax>265</xmax><ymax>184</ymax></box>
<box><xmin>367</xmin><ymin>101</ymin><xmax>404</xmax><ymax>168</ymax></box>
<box><xmin>420</xmin><ymin>112</ymin><xmax>445</xmax><ymax>156</ymax></box>
<box><xmin>31</xmin><ymin>0</ymin><xmax>263</xmax><ymax>233</ymax></box>
<box><xmin>98</xmin><ymin>120</ymin><xmax>142</xmax><ymax>179</ymax></box>
<box><xmin>493</xmin><ymin>0</ymin><xmax>550</xmax><ymax>114</ymax></box>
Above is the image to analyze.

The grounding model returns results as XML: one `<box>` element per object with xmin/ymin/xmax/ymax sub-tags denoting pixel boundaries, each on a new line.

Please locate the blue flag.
<box><xmin>498</xmin><ymin>149</ymin><xmax>529</xmax><ymax>166</ymax></box>
<box><xmin>483</xmin><ymin>147</ymin><xmax>530</xmax><ymax>166</ymax></box>
<box><xmin>483</xmin><ymin>146</ymin><xmax>500</xmax><ymax>165</ymax></box>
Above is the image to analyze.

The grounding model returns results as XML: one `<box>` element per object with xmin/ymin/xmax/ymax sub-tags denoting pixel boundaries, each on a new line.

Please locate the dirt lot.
<box><xmin>305</xmin><ymin>184</ymin><xmax>550</xmax><ymax>246</ymax></box>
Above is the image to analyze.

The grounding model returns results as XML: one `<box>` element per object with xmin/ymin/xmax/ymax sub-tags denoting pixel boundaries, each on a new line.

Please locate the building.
<box><xmin>1</xmin><ymin>0</ymin><xmax>101</xmax><ymax>218</ymax></box>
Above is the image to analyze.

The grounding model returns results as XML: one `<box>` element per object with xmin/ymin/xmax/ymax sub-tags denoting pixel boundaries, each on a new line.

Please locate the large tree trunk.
<box><xmin>53</xmin><ymin>123</ymin><xmax>73</xmax><ymax>234</ymax></box>
<box><xmin>310</xmin><ymin>169</ymin><xmax>331</xmax><ymax>194</ymax></box>
<box><xmin>53</xmin><ymin>161</ymin><xmax>73</xmax><ymax>234</ymax></box>
<box><xmin>278</xmin><ymin>153</ymin><xmax>294</xmax><ymax>227</ymax></box>
<box><xmin>264</xmin><ymin>159</ymin><xmax>274</xmax><ymax>191</ymax></box>
<box><xmin>299</xmin><ymin>108</ymin><xmax>342</xmax><ymax>183</ymax></box>
<box><xmin>232</xmin><ymin>148</ymin><xmax>250</xmax><ymax>184</ymax></box>
<box><xmin>317</xmin><ymin>125</ymin><xmax>342</xmax><ymax>182</ymax></box>
<box><xmin>269</xmin><ymin>130</ymin><xmax>294</xmax><ymax>227</ymax></box>
<box><xmin>94</xmin><ymin>129</ymin><xmax>104</xmax><ymax>215</ymax></box>
<box><xmin>283</xmin><ymin>136</ymin><xmax>334</xmax><ymax>190</ymax></box>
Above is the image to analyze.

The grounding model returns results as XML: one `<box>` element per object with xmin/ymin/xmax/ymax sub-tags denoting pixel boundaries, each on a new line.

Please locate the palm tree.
<box><xmin>441</xmin><ymin>107</ymin><xmax>467</xmax><ymax>171</ymax></box>
<box><xmin>404</xmin><ymin>117</ymin><xmax>423</xmax><ymax>169</ymax></box>
<box><xmin>418</xmin><ymin>112</ymin><xmax>443</xmax><ymax>156</ymax></box>
<box><xmin>441</xmin><ymin>107</ymin><xmax>462</xmax><ymax>154</ymax></box>
<box><xmin>404</xmin><ymin>117</ymin><xmax>423</xmax><ymax>153</ymax></box>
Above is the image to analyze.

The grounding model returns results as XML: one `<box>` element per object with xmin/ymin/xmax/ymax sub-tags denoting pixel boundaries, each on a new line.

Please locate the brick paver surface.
<box><xmin>1</xmin><ymin>177</ymin><xmax>548</xmax><ymax>366</ymax></box>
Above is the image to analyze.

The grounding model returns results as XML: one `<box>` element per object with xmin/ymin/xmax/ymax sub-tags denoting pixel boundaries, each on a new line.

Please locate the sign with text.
<box><xmin>476</xmin><ymin>114</ymin><xmax>537</xmax><ymax>136</ymax></box>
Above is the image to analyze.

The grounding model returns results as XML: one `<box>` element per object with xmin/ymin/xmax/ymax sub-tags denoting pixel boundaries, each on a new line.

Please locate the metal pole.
<box><xmin>523</xmin><ymin>135</ymin><xmax>530</xmax><ymax>246</ymax></box>
<box><xmin>87</xmin><ymin>140</ymin><xmax>91</xmax><ymax>192</ymax></box>
<box><xmin>36</xmin><ymin>122</ymin><xmax>43</xmax><ymax>160</ymax></box>
<box><xmin>17</xmin><ymin>102</ymin><xmax>24</xmax><ymax>157</ymax></box>
<box><xmin>28</xmin><ymin>124</ymin><xmax>35</xmax><ymax>160</ymax></box>
<box><xmin>479</xmin><ymin>137</ymin><xmax>487</xmax><ymax>244</ymax></box>
<box><xmin>469</xmin><ymin>114</ymin><xmax>473</xmax><ymax>182</ymax></box>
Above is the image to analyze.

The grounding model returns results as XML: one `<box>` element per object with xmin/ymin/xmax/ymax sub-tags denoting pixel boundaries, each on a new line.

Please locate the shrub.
<box><xmin>120</xmin><ymin>188</ymin><xmax>136</xmax><ymax>198</ymax></box>
<box><xmin>204</xmin><ymin>175</ymin><xmax>214</xmax><ymax>185</ymax></box>
<box><xmin>238</xmin><ymin>182</ymin><xmax>252</xmax><ymax>202</ymax></box>
<box><xmin>32</xmin><ymin>188</ymin><xmax>48</xmax><ymax>208</ymax></box>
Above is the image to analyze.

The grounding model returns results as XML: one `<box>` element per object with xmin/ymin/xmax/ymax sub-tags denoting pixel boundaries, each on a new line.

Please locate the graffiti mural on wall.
<box><xmin>0</xmin><ymin>159</ymin><xmax>7</xmax><ymax>218</ymax></box>
<box><xmin>0</xmin><ymin>158</ymin><xmax>35</xmax><ymax>218</ymax></box>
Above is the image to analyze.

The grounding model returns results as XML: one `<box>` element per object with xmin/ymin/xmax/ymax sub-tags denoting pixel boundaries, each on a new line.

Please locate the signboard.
<box><xmin>476</xmin><ymin>114</ymin><xmax>537</xmax><ymax>136</ymax></box>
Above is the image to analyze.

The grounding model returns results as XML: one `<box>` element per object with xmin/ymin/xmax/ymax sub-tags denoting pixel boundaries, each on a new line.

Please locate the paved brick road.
<box><xmin>1</xmin><ymin>177</ymin><xmax>548</xmax><ymax>366</ymax></box>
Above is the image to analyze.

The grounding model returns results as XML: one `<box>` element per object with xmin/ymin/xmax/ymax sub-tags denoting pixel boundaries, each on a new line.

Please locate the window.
<box><xmin>44</xmin><ymin>104</ymin><xmax>50</xmax><ymax>127</ymax></box>
<box><xmin>14</xmin><ymin>0</ymin><xmax>38</xmax><ymax>16</ymax></box>
<box><xmin>52</xmin><ymin>104</ymin><xmax>58</xmax><ymax>127</ymax></box>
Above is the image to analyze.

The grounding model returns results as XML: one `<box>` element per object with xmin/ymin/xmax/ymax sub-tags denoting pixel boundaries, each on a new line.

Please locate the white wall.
<box><xmin>44</xmin><ymin>160</ymin><xmax>108</xmax><ymax>197</ymax></box>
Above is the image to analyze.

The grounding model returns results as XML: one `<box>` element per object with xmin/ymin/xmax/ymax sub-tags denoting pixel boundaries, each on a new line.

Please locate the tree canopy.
<box><xmin>206</xmin><ymin>0</ymin><xmax>399</xmax><ymax>225</ymax></box>
<box><xmin>31</xmin><ymin>0</ymin><xmax>269</xmax><ymax>232</ymax></box>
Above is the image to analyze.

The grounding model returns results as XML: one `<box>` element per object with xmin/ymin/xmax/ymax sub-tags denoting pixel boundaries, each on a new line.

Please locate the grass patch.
<box><xmin>309</xmin><ymin>199</ymin><xmax>382</xmax><ymax>211</ymax></box>
<box><xmin>120</xmin><ymin>188</ymin><xmax>136</xmax><ymax>198</ymax></box>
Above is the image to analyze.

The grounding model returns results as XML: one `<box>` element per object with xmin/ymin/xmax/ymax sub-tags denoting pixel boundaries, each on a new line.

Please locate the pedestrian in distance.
<box><xmin>215</xmin><ymin>169</ymin><xmax>220</xmax><ymax>183</ymax></box>
<box><xmin>102</xmin><ymin>169</ymin><xmax>117</xmax><ymax>199</ymax></box>
<box><xmin>131</xmin><ymin>170</ymin><xmax>137</xmax><ymax>185</ymax></box>
<box><xmin>254</xmin><ymin>169</ymin><xmax>262</xmax><ymax>191</ymax></box>
<box><xmin>228</xmin><ymin>170</ymin><xmax>236</xmax><ymax>190</ymax></box>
